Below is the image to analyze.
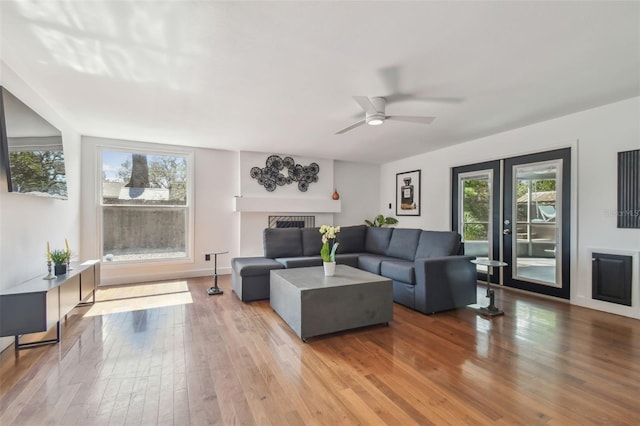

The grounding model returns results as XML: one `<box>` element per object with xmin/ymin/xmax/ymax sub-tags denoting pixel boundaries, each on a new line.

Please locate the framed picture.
<box><xmin>396</xmin><ymin>170</ymin><xmax>421</xmax><ymax>216</ymax></box>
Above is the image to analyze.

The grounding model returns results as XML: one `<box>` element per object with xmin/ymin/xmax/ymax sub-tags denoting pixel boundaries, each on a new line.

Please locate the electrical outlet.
<box><xmin>205</xmin><ymin>254</ymin><xmax>210</xmax><ymax>261</ymax></box>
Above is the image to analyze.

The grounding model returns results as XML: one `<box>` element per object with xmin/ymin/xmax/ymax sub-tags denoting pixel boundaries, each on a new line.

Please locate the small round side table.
<box><xmin>470</xmin><ymin>259</ymin><xmax>507</xmax><ymax>317</ymax></box>
<box><xmin>205</xmin><ymin>250</ymin><xmax>228</xmax><ymax>296</ymax></box>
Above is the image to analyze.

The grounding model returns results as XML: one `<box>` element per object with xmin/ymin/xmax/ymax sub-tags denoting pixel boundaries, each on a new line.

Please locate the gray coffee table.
<box><xmin>270</xmin><ymin>265</ymin><xmax>393</xmax><ymax>341</ymax></box>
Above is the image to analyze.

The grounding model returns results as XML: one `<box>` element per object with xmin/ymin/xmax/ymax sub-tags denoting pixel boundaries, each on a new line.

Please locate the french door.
<box><xmin>452</xmin><ymin>148</ymin><xmax>571</xmax><ymax>299</ymax></box>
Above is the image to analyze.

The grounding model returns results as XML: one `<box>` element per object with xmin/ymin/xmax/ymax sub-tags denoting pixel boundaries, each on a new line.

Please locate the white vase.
<box><xmin>323</xmin><ymin>261</ymin><xmax>336</xmax><ymax>277</ymax></box>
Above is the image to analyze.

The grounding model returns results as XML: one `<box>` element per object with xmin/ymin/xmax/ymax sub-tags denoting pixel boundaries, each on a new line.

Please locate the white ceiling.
<box><xmin>1</xmin><ymin>1</ymin><xmax>638</xmax><ymax>164</ymax></box>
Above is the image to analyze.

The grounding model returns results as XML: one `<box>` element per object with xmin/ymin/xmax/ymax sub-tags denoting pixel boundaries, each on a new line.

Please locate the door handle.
<box><xmin>503</xmin><ymin>229</ymin><xmax>512</xmax><ymax>235</ymax></box>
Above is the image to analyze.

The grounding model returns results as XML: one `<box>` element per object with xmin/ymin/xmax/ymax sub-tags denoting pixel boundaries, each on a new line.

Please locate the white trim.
<box><xmin>233</xmin><ymin>196</ymin><xmax>341</xmax><ymax>213</ymax></box>
<box><xmin>572</xmin><ymin>247</ymin><xmax>640</xmax><ymax>318</ymax></box>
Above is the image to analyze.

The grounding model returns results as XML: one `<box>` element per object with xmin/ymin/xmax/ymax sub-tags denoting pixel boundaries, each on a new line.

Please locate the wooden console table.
<box><xmin>0</xmin><ymin>260</ymin><xmax>100</xmax><ymax>355</ymax></box>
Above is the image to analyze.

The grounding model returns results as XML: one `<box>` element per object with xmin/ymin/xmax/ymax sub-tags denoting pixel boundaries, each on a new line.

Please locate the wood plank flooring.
<box><xmin>1</xmin><ymin>275</ymin><xmax>639</xmax><ymax>425</ymax></box>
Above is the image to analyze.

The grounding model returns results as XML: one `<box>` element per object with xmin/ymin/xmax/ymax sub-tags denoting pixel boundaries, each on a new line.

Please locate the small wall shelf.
<box><xmin>233</xmin><ymin>197</ymin><xmax>341</xmax><ymax>213</ymax></box>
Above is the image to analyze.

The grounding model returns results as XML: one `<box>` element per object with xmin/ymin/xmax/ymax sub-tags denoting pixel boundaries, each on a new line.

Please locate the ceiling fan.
<box><xmin>335</xmin><ymin>96</ymin><xmax>435</xmax><ymax>135</ymax></box>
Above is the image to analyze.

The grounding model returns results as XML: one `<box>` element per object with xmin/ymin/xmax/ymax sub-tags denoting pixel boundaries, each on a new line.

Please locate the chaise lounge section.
<box><xmin>231</xmin><ymin>225</ymin><xmax>477</xmax><ymax>314</ymax></box>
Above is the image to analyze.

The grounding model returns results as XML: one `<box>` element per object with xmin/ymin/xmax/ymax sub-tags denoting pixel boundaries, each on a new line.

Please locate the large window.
<box><xmin>101</xmin><ymin>149</ymin><xmax>190</xmax><ymax>263</ymax></box>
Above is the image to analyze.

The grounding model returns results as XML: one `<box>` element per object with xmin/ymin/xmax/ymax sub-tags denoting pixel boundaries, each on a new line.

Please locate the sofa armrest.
<box><xmin>414</xmin><ymin>255</ymin><xmax>477</xmax><ymax>313</ymax></box>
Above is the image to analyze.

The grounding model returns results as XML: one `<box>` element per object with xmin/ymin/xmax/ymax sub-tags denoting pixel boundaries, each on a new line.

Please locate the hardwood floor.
<box><xmin>1</xmin><ymin>275</ymin><xmax>639</xmax><ymax>425</ymax></box>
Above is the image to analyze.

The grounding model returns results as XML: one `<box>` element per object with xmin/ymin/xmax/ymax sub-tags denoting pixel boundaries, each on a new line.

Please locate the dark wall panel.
<box><xmin>617</xmin><ymin>149</ymin><xmax>640</xmax><ymax>229</ymax></box>
<box><xmin>592</xmin><ymin>253</ymin><xmax>632</xmax><ymax>306</ymax></box>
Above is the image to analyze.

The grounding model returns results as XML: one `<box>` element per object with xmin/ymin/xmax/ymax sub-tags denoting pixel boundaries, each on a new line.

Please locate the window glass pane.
<box><xmin>103</xmin><ymin>207</ymin><xmax>186</xmax><ymax>261</ymax></box>
<box><xmin>102</xmin><ymin>150</ymin><xmax>187</xmax><ymax>206</ymax></box>
<box><xmin>462</xmin><ymin>178</ymin><xmax>490</xmax><ymax>222</ymax></box>
<box><xmin>462</xmin><ymin>222</ymin><xmax>489</xmax><ymax>241</ymax></box>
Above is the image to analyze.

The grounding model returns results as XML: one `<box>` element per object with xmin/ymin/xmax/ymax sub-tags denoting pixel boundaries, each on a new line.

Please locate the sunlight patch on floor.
<box><xmin>85</xmin><ymin>280</ymin><xmax>192</xmax><ymax>316</ymax></box>
<box><xmin>95</xmin><ymin>280</ymin><xmax>189</xmax><ymax>301</ymax></box>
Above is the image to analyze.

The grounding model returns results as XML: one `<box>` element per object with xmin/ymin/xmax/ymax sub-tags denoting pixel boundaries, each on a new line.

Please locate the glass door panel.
<box><xmin>513</xmin><ymin>161</ymin><xmax>560</xmax><ymax>287</ymax></box>
<box><xmin>460</xmin><ymin>172</ymin><xmax>493</xmax><ymax>273</ymax></box>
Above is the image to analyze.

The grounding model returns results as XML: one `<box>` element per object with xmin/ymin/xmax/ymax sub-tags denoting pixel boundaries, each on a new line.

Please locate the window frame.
<box><xmin>97</xmin><ymin>144</ymin><xmax>195</xmax><ymax>266</ymax></box>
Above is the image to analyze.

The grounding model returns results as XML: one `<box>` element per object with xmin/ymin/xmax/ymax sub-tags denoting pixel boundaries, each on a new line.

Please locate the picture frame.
<box><xmin>396</xmin><ymin>170</ymin><xmax>421</xmax><ymax>216</ymax></box>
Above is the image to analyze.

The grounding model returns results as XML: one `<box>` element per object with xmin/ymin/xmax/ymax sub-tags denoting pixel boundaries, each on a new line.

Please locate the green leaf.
<box><xmin>329</xmin><ymin>242</ymin><xmax>339</xmax><ymax>262</ymax></box>
<box><xmin>320</xmin><ymin>242</ymin><xmax>331</xmax><ymax>262</ymax></box>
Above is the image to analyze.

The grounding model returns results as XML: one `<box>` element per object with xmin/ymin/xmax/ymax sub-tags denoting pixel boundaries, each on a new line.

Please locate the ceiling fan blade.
<box><xmin>411</xmin><ymin>95</ymin><xmax>464</xmax><ymax>104</ymax></box>
<box><xmin>384</xmin><ymin>93</ymin><xmax>414</xmax><ymax>104</ymax></box>
<box><xmin>352</xmin><ymin>96</ymin><xmax>378</xmax><ymax>114</ymax></box>
<box><xmin>386</xmin><ymin>115</ymin><xmax>436</xmax><ymax>124</ymax></box>
<box><xmin>335</xmin><ymin>120</ymin><xmax>366</xmax><ymax>135</ymax></box>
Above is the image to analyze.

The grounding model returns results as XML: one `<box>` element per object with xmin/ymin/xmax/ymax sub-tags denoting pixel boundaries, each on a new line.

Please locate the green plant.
<box><xmin>364</xmin><ymin>214</ymin><xmax>398</xmax><ymax>227</ymax></box>
<box><xmin>50</xmin><ymin>249</ymin><xmax>69</xmax><ymax>265</ymax></box>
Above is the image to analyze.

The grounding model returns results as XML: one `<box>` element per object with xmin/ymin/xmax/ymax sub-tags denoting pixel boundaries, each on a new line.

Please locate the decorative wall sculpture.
<box><xmin>250</xmin><ymin>155</ymin><xmax>319</xmax><ymax>192</ymax></box>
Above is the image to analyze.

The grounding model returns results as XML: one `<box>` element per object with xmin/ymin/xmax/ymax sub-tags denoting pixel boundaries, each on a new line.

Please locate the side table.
<box><xmin>205</xmin><ymin>250</ymin><xmax>228</xmax><ymax>296</ymax></box>
<box><xmin>470</xmin><ymin>259</ymin><xmax>507</xmax><ymax>317</ymax></box>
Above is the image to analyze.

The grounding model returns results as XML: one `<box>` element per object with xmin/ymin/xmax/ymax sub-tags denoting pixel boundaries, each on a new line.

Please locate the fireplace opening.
<box><xmin>269</xmin><ymin>216</ymin><xmax>315</xmax><ymax>229</ymax></box>
<box><xmin>276</xmin><ymin>221</ymin><xmax>305</xmax><ymax>228</ymax></box>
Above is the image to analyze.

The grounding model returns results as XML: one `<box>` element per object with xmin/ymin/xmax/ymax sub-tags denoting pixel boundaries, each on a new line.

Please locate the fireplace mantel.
<box><xmin>233</xmin><ymin>196</ymin><xmax>341</xmax><ymax>213</ymax></box>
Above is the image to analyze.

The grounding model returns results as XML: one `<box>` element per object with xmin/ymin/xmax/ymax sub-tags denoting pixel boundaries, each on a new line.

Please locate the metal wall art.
<box><xmin>250</xmin><ymin>155</ymin><xmax>319</xmax><ymax>192</ymax></box>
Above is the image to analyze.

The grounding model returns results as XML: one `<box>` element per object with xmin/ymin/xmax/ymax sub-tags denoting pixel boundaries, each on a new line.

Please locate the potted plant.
<box><xmin>319</xmin><ymin>225</ymin><xmax>340</xmax><ymax>276</ymax></box>
<box><xmin>50</xmin><ymin>249</ymin><xmax>69</xmax><ymax>276</ymax></box>
<box><xmin>365</xmin><ymin>214</ymin><xmax>398</xmax><ymax>227</ymax></box>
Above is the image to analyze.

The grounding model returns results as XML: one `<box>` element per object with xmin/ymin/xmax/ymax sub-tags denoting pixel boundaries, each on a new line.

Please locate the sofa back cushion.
<box><xmin>263</xmin><ymin>228</ymin><xmax>303</xmax><ymax>258</ymax></box>
<box><xmin>386</xmin><ymin>228</ymin><xmax>422</xmax><ymax>260</ymax></box>
<box><xmin>301</xmin><ymin>227</ymin><xmax>323</xmax><ymax>256</ymax></box>
<box><xmin>335</xmin><ymin>225</ymin><xmax>367</xmax><ymax>253</ymax></box>
<box><xmin>365</xmin><ymin>227</ymin><xmax>393</xmax><ymax>255</ymax></box>
<box><xmin>415</xmin><ymin>231</ymin><xmax>462</xmax><ymax>258</ymax></box>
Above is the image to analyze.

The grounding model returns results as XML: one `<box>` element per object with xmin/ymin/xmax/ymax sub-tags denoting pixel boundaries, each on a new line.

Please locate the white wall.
<box><xmin>333</xmin><ymin>160</ymin><xmax>381</xmax><ymax>226</ymax></box>
<box><xmin>239</xmin><ymin>151</ymin><xmax>333</xmax><ymax>198</ymax></box>
<box><xmin>81</xmin><ymin>136</ymin><xmax>239</xmax><ymax>285</ymax></box>
<box><xmin>380</xmin><ymin>97</ymin><xmax>640</xmax><ymax>319</ymax></box>
<box><xmin>0</xmin><ymin>61</ymin><xmax>82</xmax><ymax>350</ymax></box>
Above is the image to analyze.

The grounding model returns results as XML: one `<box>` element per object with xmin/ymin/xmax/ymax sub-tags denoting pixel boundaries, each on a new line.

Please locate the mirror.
<box><xmin>0</xmin><ymin>86</ymin><xmax>67</xmax><ymax>199</ymax></box>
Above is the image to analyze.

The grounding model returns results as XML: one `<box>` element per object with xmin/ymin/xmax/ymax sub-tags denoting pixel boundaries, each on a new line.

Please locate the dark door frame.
<box><xmin>503</xmin><ymin>148</ymin><xmax>571</xmax><ymax>299</ymax></box>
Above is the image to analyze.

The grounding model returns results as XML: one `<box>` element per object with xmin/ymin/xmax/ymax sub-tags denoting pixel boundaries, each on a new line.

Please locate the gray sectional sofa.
<box><xmin>231</xmin><ymin>225</ymin><xmax>478</xmax><ymax>314</ymax></box>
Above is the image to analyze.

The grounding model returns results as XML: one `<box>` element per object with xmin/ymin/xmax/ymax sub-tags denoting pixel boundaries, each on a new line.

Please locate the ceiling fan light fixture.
<box><xmin>366</xmin><ymin>112</ymin><xmax>385</xmax><ymax>126</ymax></box>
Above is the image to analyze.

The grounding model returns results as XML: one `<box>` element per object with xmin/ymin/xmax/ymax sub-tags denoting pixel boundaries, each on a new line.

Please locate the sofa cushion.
<box><xmin>334</xmin><ymin>253</ymin><xmax>361</xmax><ymax>268</ymax></box>
<box><xmin>381</xmin><ymin>260</ymin><xmax>416</xmax><ymax>284</ymax></box>
<box><xmin>386</xmin><ymin>228</ymin><xmax>422</xmax><ymax>261</ymax></box>
<box><xmin>365</xmin><ymin>227</ymin><xmax>393</xmax><ymax>255</ymax></box>
<box><xmin>301</xmin><ymin>227</ymin><xmax>323</xmax><ymax>256</ymax></box>
<box><xmin>232</xmin><ymin>257</ymin><xmax>284</xmax><ymax>277</ymax></box>
<box><xmin>415</xmin><ymin>231</ymin><xmax>462</xmax><ymax>259</ymax></box>
<box><xmin>263</xmin><ymin>228</ymin><xmax>303</xmax><ymax>258</ymax></box>
<box><xmin>358</xmin><ymin>254</ymin><xmax>395</xmax><ymax>275</ymax></box>
<box><xmin>276</xmin><ymin>256</ymin><xmax>322</xmax><ymax>268</ymax></box>
<box><xmin>335</xmin><ymin>225</ymin><xmax>367</xmax><ymax>254</ymax></box>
